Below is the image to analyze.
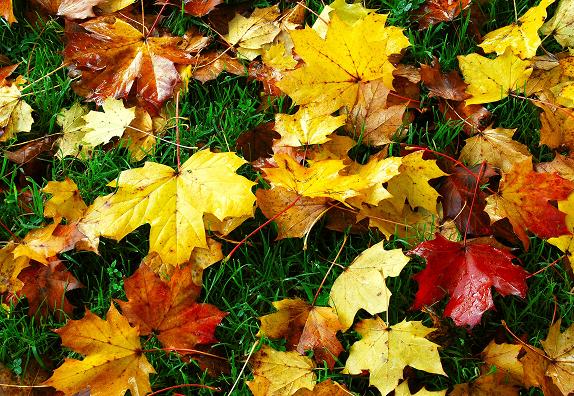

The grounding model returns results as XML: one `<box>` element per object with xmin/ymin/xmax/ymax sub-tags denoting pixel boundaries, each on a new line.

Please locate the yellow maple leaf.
<box><xmin>541</xmin><ymin>0</ymin><xmax>574</xmax><ymax>48</ymax></box>
<box><xmin>479</xmin><ymin>0</ymin><xmax>554</xmax><ymax>59</ymax></box>
<box><xmin>275</xmin><ymin>106</ymin><xmax>346</xmax><ymax>146</ymax></box>
<box><xmin>344</xmin><ymin>318</ymin><xmax>446</xmax><ymax>396</ymax></box>
<box><xmin>458</xmin><ymin>127</ymin><xmax>531</xmax><ymax>173</ymax></box>
<box><xmin>43</xmin><ymin>178</ymin><xmax>87</xmax><ymax>223</ymax></box>
<box><xmin>329</xmin><ymin>241</ymin><xmax>410</xmax><ymax>330</ymax></box>
<box><xmin>12</xmin><ymin>221</ymin><xmax>73</xmax><ymax>265</ymax></box>
<box><xmin>540</xmin><ymin>319</ymin><xmax>574</xmax><ymax>395</ymax></box>
<box><xmin>548</xmin><ymin>193</ymin><xmax>574</xmax><ymax>258</ymax></box>
<box><xmin>0</xmin><ymin>84</ymin><xmax>33</xmax><ymax>142</ymax></box>
<box><xmin>386</xmin><ymin>151</ymin><xmax>447</xmax><ymax>214</ymax></box>
<box><xmin>55</xmin><ymin>102</ymin><xmax>89</xmax><ymax>158</ymax></box>
<box><xmin>80</xmin><ymin>150</ymin><xmax>256</xmax><ymax>266</ymax></box>
<box><xmin>247</xmin><ymin>345</ymin><xmax>316</xmax><ymax>396</ymax></box>
<box><xmin>458</xmin><ymin>48</ymin><xmax>533</xmax><ymax>105</ymax></box>
<box><xmin>43</xmin><ymin>304</ymin><xmax>155</xmax><ymax>396</ymax></box>
<box><xmin>81</xmin><ymin>97</ymin><xmax>136</xmax><ymax>147</ymax></box>
<box><xmin>277</xmin><ymin>14</ymin><xmax>410</xmax><ymax>114</ymax></box>
<box><xmin>0</xmin><ymin>242</ymin><xmax>30</xmax><ymax>294</ymax></box>
<box><xmin>262</xmin><ymin>43</ymin><xmax>297</xmax><ymax>70</ymax></box>
<box><xmin>225</xmin><ymin>5</ymin><xmax>281</xmax><ymax>61</ymax></box>
<box><xmin>312</xmin><ymin>0</ymin><xmax>377</xmax><ymax>38</ymax></box>
<box><xmin>262</xmin><ymin>153</ymin><xmax>400</xmax><ymax>202</ymax></box>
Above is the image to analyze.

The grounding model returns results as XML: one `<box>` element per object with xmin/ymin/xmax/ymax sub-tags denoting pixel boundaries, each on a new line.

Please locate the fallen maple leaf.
<box><xmin>536</xmin><ymin>103</ymin><xmax>574</xmax><ymax>151</ymax></box>
<box><xmin>43</xmin><ymin>178</ymin><xmax>87</xmax><ymax>223</ymax></box>
<box><xmin>540</xmin><ymin>319</ymin><xmax>574</xmax><ymax>394</ymax></box>
<box><xmin>44</xmin><ymin>304</ymin><xmax>155</xmax><ymax>396</ymax></box>
<box><xmin>415</xmin><ymin>0</ymin><xmax>471</xmax><ymax>29</ymax></box>
<box><xmin>225</xmin><ymin>5</ymin><xmax>281</xmax><ymax>61</ymax></box>
<box><xmin>120</xmin><ymin>106</ymin><xmax>166</xmax><ymax>161</ymax></box>
<box><xmin>541</xmin><ymin>0</ymin><xmax>574</xmax><ymax>48</ymax></box>
<box><xmin>409</xmin><ymin>234</ymin><xmax>529</xmax><ymax>327</ymax></box>
<box><xmin>64</xmin><ymin>15</ymin><xmax>200</xmax><ymax>111</ymax></box>
<box><xmin>344</xmin><ymin>318</ymin><xmax>446</xmax><ymax>396</ymax></box>
<box><xmin>80</xmin><ymin>150</ymin><xmax>256</xmax><ymax>266</ymax></box>
<box><xmin>81</xmin><ymin>97</ymin><xmax>136</xmax><ymax>148</ymax></box>
<box><xmin>0</xmin><ymin>0</ymin><xmax>15</xmax><ymax>24</ymax></box>
<box><xmin>458</xmin><ymin>48</ymin><xmax>532</xmax><ymax>105</ymax></box>
<box><xmin>0</xmin><ymin>242</ymin><xmax>30</xmax><ymax>294</ymax></box>
<box><xmin>394</xmin><ymin>381</ymin><xmax>446</xmax><ymax>396</ymax></box>
<box><xmin>485</xmin><ymin>158</ymin><xmax>574</xmax><ymax>248</ymax></box>
<box><xmin>420</xmin><ymin>59</ymin><xmax>470</xmax><ymax>101</ymax></box>
<box><xmin>117</xmin><ymin>265</ymin><xmax>226</xmax><ymax>351</ymax></box>
<box><xmin>386</xmin><ymin>150</ymin><xmax>447</xmax><ymax>214</ymax></box>
<box><xmin>180</xmin><ymin>51</ymin><xmax>245</xmax><ymax>84</ymax></box>
<box><xmin>292</xmin><ymin>379</ymin><xmax>350</xmax><ymax>395</ymax></box>
<box><xmin>181</xmin><ymin>0</ymin><xmax>222</xmax><ymax>16</ymax></box>
<box><xmin>275</xmin><ymin>107</ymin><xmax>346</xmax><ymax>147</ymax></box>
<box><xmin>479</xmin><ymin>0</ymin><xmax>554</xmax><ymax>59</ymax></box>
<box><xmin>329</xmin><ymin>241</ymin><xmax>410</xmax><ymax>330</ymax></box>
<box><xmin>262</xmin><ymin>153</ymin><xmax>401</xmax><ymax>203</ymax></box>
<box><xmin>0</xmin><ymin>83</ymin><xmax>33</xmax><ymax>142</ymax></box>
<box><xmin>256</xmin><ymin>187</ymin><xmax>330</xmax><ymax>241</ymax></box>
<box><xmin>346</xmin><ymin>78</ymin><xmax>408</xmax><ymax>146</ymax></box>
<box><xmin>277</xmin><ymin>13</ymin><xmax>410</xmax><ymax>114</ymax></box>
<box><xmin>248</xmin><ymin>345</ymin><xmax>316</xmax><ymax>396</ymax></box>
<box><xmin>17</xmin><ymin>259</ymin><xmax>82</xmax><ymax>319</ymax></box>
<box><xmin>458</xmin><ymin>127</ymin><xmax>530</xmax><ymax>173</ymax></box>
<box><xmin>312</xmin><ymin>0</ymin><xmax>376</xmax><ymax>38</ymax></box>
<box><xmin>257</xmin><ymin>298</ymin><xmax>344</xmax><ymax>368</ymax></box>
<box><xmin>439</xmin><ymin>163</ymin><xmax>497</xmax><ymax>236</ymax></box>
<box><xmin>12</xmin><ymin>221</ymin><xmax>78</xmax><ymax>265</ymax></box>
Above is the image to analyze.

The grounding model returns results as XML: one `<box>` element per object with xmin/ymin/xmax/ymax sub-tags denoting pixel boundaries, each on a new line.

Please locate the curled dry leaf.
<box><xmin>410</xmin><ymin>234</ymin><xmax>529</xmax><ymax>327</ymax></box>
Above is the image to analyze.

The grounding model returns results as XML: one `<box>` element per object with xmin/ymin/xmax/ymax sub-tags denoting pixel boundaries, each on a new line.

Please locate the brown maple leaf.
<box><xmin>64</xmin><ymin>15</ymin><xmax>201</xmax><ymax>112</ymax></box>
<box><xmin>415</xmin><ymin>0</ymin><xmax>472</xmax><ymax>29</ymax></box>
<box><xmin>117</xmin><ymin>265</ymin><xmax>227</xmax><ymax>351</ymax></box>
<box><xmin>16</xmin><ymin>259</ymin><xmax>83</xmax><ymax>319</ymax></box>
<box><xmin>420</xmin><ymin>58</ymin><xmax>470</xmax><ymax>101</ymax></box>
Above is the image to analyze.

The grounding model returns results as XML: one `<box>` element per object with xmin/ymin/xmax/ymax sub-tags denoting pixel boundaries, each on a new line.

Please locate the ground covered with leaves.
<box><xmin>0</xmin><ymin>0</ymin><xmax>573</xmax><ymax>395</ymax></box>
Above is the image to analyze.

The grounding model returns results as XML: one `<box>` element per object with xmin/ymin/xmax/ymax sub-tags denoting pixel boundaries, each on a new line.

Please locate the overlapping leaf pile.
<box><xmin>0</xmin><ymin>0</ymin><xmax>574</xmax><ymax>395</ymax></box>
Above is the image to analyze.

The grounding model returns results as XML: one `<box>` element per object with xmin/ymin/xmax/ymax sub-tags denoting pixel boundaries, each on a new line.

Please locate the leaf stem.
<box><xmin>463</xmin><ymin>161</ymin><xmax>486</xmax><ymax>246</ymax></box>
<box><xmin>141</xmin><ymin>347</ymin><xmax>226</xmax><ymax>360</ymax></box>
<box><xmin>148</xmin><ymin>383</ymin><xmax>221</xmax><ymax>395</ymax></box>
<box><xmin>312</xmin><ymin>233</ymin><xmax>348</xmax><ymax>306</ymax></box>
<box><xmin>224</xmin><ymin>195</ymin><xmax>302</xmax><ymax>261</ymax></box>
<box><xmin>175</xmin><ymin>91</ymin><xmax>181</xmax><ymax>171</ymax></box>
<box><xmin>145</xmin><ymin>0</ymin><xmax>170</xmax><ymax>40</ymax></box>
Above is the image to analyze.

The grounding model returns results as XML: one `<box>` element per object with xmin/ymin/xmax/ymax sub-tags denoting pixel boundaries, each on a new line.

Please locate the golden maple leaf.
<box><xmin>43</xmin><ymin>304</ymin><xmax>155</xmax><ymax>396</ymax></box>
<box><xmin>312</xmin><ymin>0</ymin><xmax>376</xmax><ymax>38</ymax></box>
<box><xmin>458</xmin><ymin>127</ymin><xmax>531</xmax><ymax>173</ymax></box>
<box><xmin>541</xmin><ymin>0</ymin><xmax>574</xmax><ymax>48</ymax></box>
<box><xmin>386</xmin><ymin>151</ymin><xmax>447</xmax><ymax>214</ymax></box>
<box><xmin>0</xmin><ymin>242</ymin><xmax>29</xmax><ymax>294</ymax></box>
<box><xmin>274</xmin><ymin>106</ymin><xmax>346</xmax><ymax>147</ymax></box>
<box><xmin>540</xmin><ymin>319</ymin><xmax>574</xmax><ymax>395</ymax></box>
<box><xmin>262</xmin><ymin>153</ymin><xmax>400</xmax><ymax>202</ymax></box>
<box><xmin>329</xmin><ymin>241</ymin><xmax>410</xmax><ymax>330</ymax></box>
<box><xmin>277</xmin><ymin>13</ymin><xmax>410</xmax><ymax>114</ymax></box>
<box><xmin>80</xmin><ymin>150</ymin><xmax>256</xmax><ymax>266</ymax></box>
<box><xmin>81</xmin><ymin>97</ymin><xmax>136</xmax><ymax>147</ymax></box>
<box><xmin>0</xmin><ymin>84</ymin><xmax>33</xmax><ymax>142</ymax></box>
<box><xmin>43</xmin><ymin>178</ymin><xmax>88</xmax><ymax>223</ymax></box>
<box><xmin>458</xmin><ymin>48</ymin><xmax>532</xmax><ymax>105</ymax></box>
<box><xmin>225</xmin><ymin>5</ymin><xmax>281</xmax><ymax>61</ymax></box>
<box><xmin>247</xmin><ymin>345</ymin><xmax>316</xmax><ymax>396</ymax></box>
<box><xmin>479</xmin><ymin>0</ymin><xmax>554</xmax><ymax>59</ymax></box>
<box><xmin>344</xmin><ymin>318</ymin><xmax>446</xmax><ymax>396</ymax></box>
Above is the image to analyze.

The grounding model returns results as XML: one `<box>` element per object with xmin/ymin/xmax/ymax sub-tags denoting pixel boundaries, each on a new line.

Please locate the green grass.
<box><xmin>0</xmin><ymin>0</ymin><xmax>572</xmax><ymax>395</ymax></box>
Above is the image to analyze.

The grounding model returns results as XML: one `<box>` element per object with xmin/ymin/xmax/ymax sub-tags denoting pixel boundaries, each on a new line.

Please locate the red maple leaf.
<box><xmin>409</xmin><ymin>234</ymin><xmax>529</xmax><ymax>328</ymax></box>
